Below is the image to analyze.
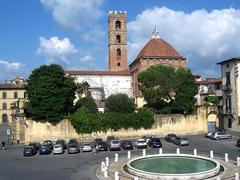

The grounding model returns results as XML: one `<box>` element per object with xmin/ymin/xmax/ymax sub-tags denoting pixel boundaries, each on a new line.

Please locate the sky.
<box><xmin>0</xmin><ymin>0</ymin><xmax>240</xmax><ymax>82</ymax></box>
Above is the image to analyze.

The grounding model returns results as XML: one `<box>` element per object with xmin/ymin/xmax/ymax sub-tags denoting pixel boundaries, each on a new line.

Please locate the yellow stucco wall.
<box><xmin>24</xmin><ymin>106</ymin><xmax>216</xmax><ymax>143</ymax></box>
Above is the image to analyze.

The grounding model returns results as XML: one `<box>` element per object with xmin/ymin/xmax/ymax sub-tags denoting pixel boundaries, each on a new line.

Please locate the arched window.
<box><xmin>2</xmin><ymin>92</ymin><xmax>7</xmax><ymax>99</ymax></box>
<box><xmin>117</xmin><ymin>63</ymin><xmax>121</xmax><ymax>66</ymax></box>
<box><xmin>14</xmin><ymin>91</ymin><xmax>18</xmax><ymax>99</ymax></box>
<box><xmin>116</xmin><ymin>48</ymin><xmax>121</xmax><ymax>56</ymax></box>
<box><xmin>116</xmin><ymin>20</ymin><xmax>121</xmax><ymax>29</ymax></box>
<box><xmin>116</xmin><ymin>35</ymin><xmax>121</xmax><ymax>43</ymax></box>
<box><xmin>2</xmin><ymin>103</ymin><xmax>7</xmax><ymax>110</ymax></box>
<box><xmin>2</xmin><ymin>114</ymin><xmax>8</xmax><ymax>123</ymax></box>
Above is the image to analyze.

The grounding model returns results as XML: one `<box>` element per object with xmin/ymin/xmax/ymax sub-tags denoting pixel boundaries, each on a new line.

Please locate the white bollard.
<box><xmin>176</xmin><ymin>148</ymin><xmax>180</xmax><ymax>154</ymax></box>
<box><xmin>235</xmin><ymin>172</ymin><xmax>239</xmax><ymax>180</ymax></box>
<box><xmin>143</xmin><ymin>149</ymin><xmax>146</xmax><ymax>156</ymax></box>
<box><xmin>127</xmin><ymin>151</ymin><xmax>131</xmax><ymax>159</ymax></box>
<box><xmin>237</xmin><ymin>157</ymin><xmax>240</xmax><ymax>166</ymax></box>
<box><xmin>105</xmin><ymin>157</ymin><xmax>109</xmax><ymax>167</ymax></box>
<box><xmin>216</xmin><ymin>176</ymin><xmax>221</xmax><ymax>180</ymax></box>
<box><xmin>194</xmin><ymin>148</ymin><xmax>197</xmax><ymax>156</ymax></box>
<box><xmin>134</xmin><ymin>177</ymin><xmax>139</xmax><ymax>180</ymax></box>
<box><xmin>114</xmin><ymin>171</ymin><xmax>119</xmax><ymax>180</ymax></box>
<box><xmin>101</xmin><ymin>161</ymin><xmax>105</xmax><ymax>172</ymax></box>
<box><xmin>225</xmin><ymin>153</ymin><xmax>228</xmax><ymax>162</ymax></box>
<box><xmin>104</xmin><ymin>167</ymin><xmax>108</xmax><ymax>177</ymax></box>
<box><xmin>115</xmin><ymin>153</ymin><xmax>118</xmax><ymax>162</ymax></box>
<box><xmin>210</xmin><ymin>150</ymin><xmax>214</xmax><ymax>159</ymax></box>
<box><xmin>159</xmin><ymin>148</ymin><xmax>162</xmax><ymax>155</ymax></box>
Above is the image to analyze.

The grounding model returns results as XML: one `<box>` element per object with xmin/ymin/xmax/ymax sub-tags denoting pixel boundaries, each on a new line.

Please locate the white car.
<box><xmin>53</xmin><ymin>144</ymin><xmax>64</xmax><ymax>154</ymax></box>
<box><xmin>82</xmin><ymin>143</ymin><xmax>93</xmax><ymax>152</ymax></box>
<box><xmin>109</xmin><ymin>140</ymin><xmax>121</xmax><ymax>151</ymax></box>
<box><xmin>134</xmin><ymin>139</ymin><xmax>147</xmax><ymax>149</ymax></box>
<box><xmin>210</xmin><ymin>132</ymin><xmax>232</xmax><ymax>140</ymax></box>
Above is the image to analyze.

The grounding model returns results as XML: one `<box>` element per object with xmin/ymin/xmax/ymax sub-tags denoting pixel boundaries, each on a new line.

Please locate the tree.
<box><xmin>76</xmin><ymin>82</ymin><xmax>90</xmax><ymax>98</ymax></box>
<box><xmin>204</xmin><ymin>96</ymin><xmax>221</xmax><ymax>105</ymax></box>
<box><xmin>74</xmin><ymin>96</ymin><xmax>98</xmax><ymax>113</ymax></box>
<box><xmin>138</xmin><ymin>65</ymin><xmax>198</xmax><ymax>114</ymax></box>
<box><xmin>27</xmin><ymin>64</ymin><xmax>76</xmax><ymax>123</ymax></box>
<box><xmin>105</xmin><ymin>93</ymin><xmax>135</xmax><ymax>113</ymax></box>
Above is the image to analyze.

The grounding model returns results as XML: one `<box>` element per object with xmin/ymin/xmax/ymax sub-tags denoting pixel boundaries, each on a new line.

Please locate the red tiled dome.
<box><xmin>135</xmin><ymin>38</ymin><xmax>181</xmax><ymax>60</ymax></box>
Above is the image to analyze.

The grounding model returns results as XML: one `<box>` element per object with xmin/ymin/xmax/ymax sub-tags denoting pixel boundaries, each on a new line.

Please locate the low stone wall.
<box><xmin>24</xmin><ymin>106</ymin><xmax>210</xmax><ymax>143</ymax></box>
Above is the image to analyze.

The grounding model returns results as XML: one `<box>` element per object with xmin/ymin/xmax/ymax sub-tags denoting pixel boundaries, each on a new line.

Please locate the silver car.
<box><xmin>210</xmin><ymin>132</ymin><xmax>232</xmax><ymax>140</ymax></box>
<box><xmin>173</xmin><ymin>137</ymin><xmax>189</xmax><ymax>146</ymax></box>
<box><xmin>53</xmin><ymin>144</ymin><xmax>64</xmax><ymax>154</ymax></box>
<box><xmin>109</xmin><ymin>140</ymin><xmax>121</xmax><ymax>151</ymax></box>
<box><xmin>134</xmin><ymin>139</ymin><xmax>147</xmax><ymax>149</ymax></box>
<box><xmin>82</xmin><ymin>143</ymin><xmax>93</xmax><ymax>152</ymax></box>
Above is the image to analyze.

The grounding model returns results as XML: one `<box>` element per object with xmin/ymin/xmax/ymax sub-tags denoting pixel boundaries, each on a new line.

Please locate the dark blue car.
<box><xmin>39</xmin><ymin>145</ymin><xmax>52</xmax><ymax>155</ymax></box>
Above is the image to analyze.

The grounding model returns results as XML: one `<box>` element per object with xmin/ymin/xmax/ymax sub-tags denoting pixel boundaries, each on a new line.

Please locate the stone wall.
<box><xmin>24</xmin><ymin>106</ymin><xmax>213</xmax><ymax>143</ymax></box>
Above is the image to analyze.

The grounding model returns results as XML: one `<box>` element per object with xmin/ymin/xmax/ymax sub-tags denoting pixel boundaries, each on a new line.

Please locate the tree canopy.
<box><xmin>74</xmin><ymin>95</ymin><xmax>98</xmax><ymax>113</ymax></box>
<box><xmin>105</xmin><ymin>93</ymin><xmax>135</xmax><ymax>113</ymax></box>
<box><xmin>138</xmin><ymin>65</ymin><xmax>198</xmax><ymax>114</ymax></box>
<box><xmin>26</xmin><ymin>64</ymin><xmax>76</xmax><ymax>123</ymax></box>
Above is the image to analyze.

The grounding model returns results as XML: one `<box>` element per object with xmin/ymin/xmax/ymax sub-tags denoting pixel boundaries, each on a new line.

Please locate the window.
<box><xmin>117</xmin><ymin>63</ymin><xmax>120</xmax><ymax>66</ymax></box>
<box><xmin>226</xmin><ymin>64</ymin><xmax>229</xmax><ymax>68</ymax></box>
<box><xmin>115</xmin><ymin>20</ymin><xmax>121</xmax><ymax>28</ymax></box>
<box><xmin>24</xmin><ymin>92</ymin><xmax>28</xmax><ymax>99</ymax></box>
<box><xmin>225</xmin><ymin>96</ymin><xmax>232</xmax><ymax>113</ymax></box>
<box><xmin>2</xmin><ymin>103</ymin><xmax>7</xmax><ymax>110</ymax></box>
<box><xmin>14</xmin><ymin>91</ymin><xmax>18</xmax><ymax>99</ymax></box>
<box><xmin>2</xmin><ymin>114</ymin><xmax>8</xmax><ymax>123</ymax></box>
<box><xmin>116</xmin><ymin>48</ymin><xmax>121</xmax><ymax>56</ymax></box>
<box><xmin>2</xmin><ymin>92</ymin><xmax>7</xmax><ymax>99</ymax></box>
<box><xmin>116</xmin><ymin>35</ymin><xmax>121</xmax><ymax>43</ymax></box>
<box><xmin>226</xmin><ymin>72</ymin><xmax>230</xmax><ymax>86</ymax></box>
<box><xmin>228</xmin><ymin>118</ymin><xmax>232</xmax><ymax>128</ymax></box>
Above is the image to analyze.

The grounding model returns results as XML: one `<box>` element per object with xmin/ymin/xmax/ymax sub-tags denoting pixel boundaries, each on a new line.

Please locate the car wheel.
<box><xmin>216</xmin><ymin>137</ymin><xmax>219</xmax><ymax>140</ymax></box>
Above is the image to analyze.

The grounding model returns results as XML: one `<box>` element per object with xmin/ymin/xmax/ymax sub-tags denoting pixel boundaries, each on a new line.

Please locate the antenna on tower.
<box><xmin>152</xmin><ymin>25</ymin><xmax>160</xmax><ymax>39</ymax></box>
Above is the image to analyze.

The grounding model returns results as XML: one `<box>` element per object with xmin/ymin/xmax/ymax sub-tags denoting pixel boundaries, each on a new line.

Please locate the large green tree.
<box><xmin>138</xmin><ymin>65</ymin><xmax>198</xmax><ymax>114</ymax></box>
<box><xmin>74</xmin><ymin>95</ymin><xmax>98</xmax><ymax>113</ymax></box>
<box><xmin>105</xmin><ymin>93</ymin><xmax>135</xmax><ymax>113</ymax></box>
<box><xmin>27</xmin><ymin>64</ymin><xmax>76</xmax><ymax>123</ymax></box>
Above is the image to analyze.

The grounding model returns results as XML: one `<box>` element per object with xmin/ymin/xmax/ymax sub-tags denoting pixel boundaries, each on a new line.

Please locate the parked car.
<box><xmin>210</xmin><ymin>132</ymin><xmax>232</xmax><ymax>140</ymax></box>
<box><xmin>165</xmin><ymin>134</ymin><xmax>177</xmax><ymax>142</ymax></box>
<box><xmin>39</xmin><ymin>145</ymin><xmax>52</xmax><ymax>155</ymax></box>
<box><xmin>148</xmin><ymin>138</ymin><xmax>162</xmax><ymax>148</ymax></box>
<box><xmin>23</xmin><ymin>146</ymin><xmax>36</xmax><ymax>157</ymax></box>
<box><xmin>93</xmin><ymin>138</ymin><xmax>103</xmax><ymax>147</ymax></box>
<box><xmin>173</xmin><ymin>137</ymin><xmax>189</xmax><ymax>146</ymax></box>
<box><xmin>56</xmin><ymin>139</ymin><xmax>67</xmax><ymax>149</ymax></box>
<box><xmin>82</xmin><ymin>143</ymin><xmax>93</xmax><ymax>152</ymax></box>
<box><xmin>236</xmin><ymin>138</ymin><xmax>240</xmax><ymax>147</ymax></box>
<box><xmin>96</xmin><ymin>142</ymin><xmax>108</xmax><ymax>151</ymax></box>
<box><xmin>134</xmin><ymin>139</ymin><xmax>147</xmax><ymax>149</ymax></box>
<box><xmin>28</xmin><ymin>142</ymin><xmax>40</xmax><ymax>152</ymax></box>
<box><xmin>106</xmin><ymin>136</ymin><xmax>116</xmax><ymax>146</ymax></box>
<box><xmin>68</xmin><ymin>139</ymin><xmax>78</xmax><ymax>146</ymax></box>
<box><xmin>205</xmin><ymin>130</ymin><xmax>224</xmax><ymax>138</ymax></box>
<box><xmin>108</xmin><ymin>140</ymin><xmax>121</xmax><ymax>151</ymax></box>
<box><xmin>43</xmin><ymin>140</ymin><xmax>53</xmax><ymax>150</ymax></box>
<box><xmin>68</xmin><ymin>143</ymin><xmax>80</xmax><ymax>154</ymax></box>
<box><xmin>53</xmin><ymin>144</ymin><xmax>64</xmax><ymax>154</ymax></box>
<box><xmin>121</xmin><ymin>140</ymin><xmax>133</xmax><ymax>150</ymax></box>
<box><xmin>141</xmin><ymin>136</ymin><xmax>152</xmax><ymax>144</ymax></box>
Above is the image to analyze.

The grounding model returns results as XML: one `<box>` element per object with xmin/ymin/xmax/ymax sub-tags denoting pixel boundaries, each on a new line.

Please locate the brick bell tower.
<box><xmin>108</xmin><ymin>11</ymin><xmax>128</xmax><ymax>71</ymax></box>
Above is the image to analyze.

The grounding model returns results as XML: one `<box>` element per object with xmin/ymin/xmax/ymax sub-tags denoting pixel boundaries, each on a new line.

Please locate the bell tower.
<box><xmin>108</xmin><ymin>11</ymin><xmax>128</xmax><ymax>71</ymax></box>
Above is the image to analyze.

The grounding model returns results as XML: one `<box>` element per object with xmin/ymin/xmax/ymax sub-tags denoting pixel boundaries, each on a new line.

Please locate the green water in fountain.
<box><xmin>130</xmin><ymin>156</ymin><xmax>217</xmax><ymax>174</ymax></box>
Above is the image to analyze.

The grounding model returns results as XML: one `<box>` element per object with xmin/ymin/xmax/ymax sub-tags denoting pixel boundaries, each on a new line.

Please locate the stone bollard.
<box><xmin>176</xmin><ymin>148</ymin><xmax>180</xmax><ymax>154</ymax></box>
<box><xmin>143</xmin><ymin>149</ymin><xmax>146</xmax><ymax>156</ymax></box>
<box><xmin>134</xmin><ymin>177</ymin><xmax>139</xmax><ymax>180</ymax></box>
<box><xmin>114</xmin><ymin>171</ymin><xmax>119</xmax><ymax>180</ymax></box>
<box><xmin>104</xmin><ymin>167</ymin><xmax>108</xmax><ymax>178</ymax></box>
<box><xmin>127</xmin><ymin>151</ymin><xmax>131</xmax><ymax>159</ymax></box>
<box><xmin>194</xmin><ymin>148</ymin><xmax>197</xmax><ymax>156</ymax></box>
<box><xmin>210</xmin><ymin>150</ymin><xmax>214</xmax><ymax>159</ymax></box>
<box><xmin>115</xmin><ymin>153</ymin><xmax>118</xmax><ymax>162</ymax></box>
<box><xmin>237</xmin><ymin>157</ymin><xmax>240</xmax><ymax>166</ymax></box>
<box><xmin>235</xmin><ymin>172</ymin><xmax>239</xmax><ymax>180</ymax></box>
<box><xmin>225</xmin><ymin>153</ymin><xmax>228</xmax><ymax>162</ymax></box>
<box><xmin>159</xmin><ymin>148</ymin><xmax>162</xmax><ymax>155</ymax></box>
<box><xmin>101</xmin><ymin>161</ymin><xmax>105</xmax><ymax>172</ymax></box>
<box><xmin>105</xmin><ymin>157</ymin><xmax>109</xmax><ymax>167</ymax></box>
<box><xmin>216</xmin><ymin>176</ymin><xmax>221</xmax><ymax>180</ymax></box>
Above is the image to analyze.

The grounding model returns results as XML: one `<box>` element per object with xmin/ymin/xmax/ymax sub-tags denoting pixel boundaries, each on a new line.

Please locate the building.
<box><xmin>0</xmin><ymin>83</ymin><xmax>27</xmax><ymax>143</ymax></box>
<box><xmin>217</xmin><ymin>57</ymin><xmax>240</xmax><ymax>133</ymax></box>
<box><xmin>129</xmin><ymin>27</ymin><xmax>187</xmax><ymax>107</ymax></box>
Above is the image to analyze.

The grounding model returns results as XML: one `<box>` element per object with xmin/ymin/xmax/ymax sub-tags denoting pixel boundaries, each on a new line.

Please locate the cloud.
<box><xmin>0</xmin><ymin>60</ymin><xmax>27</xmax><ymax>82</ymax></box>
<box><xmin>80</xmin><ymin>54</ymin><xmax>95</xmax><ymax>63</ymax></box>
<box><xmin>128</xmin><ymin>7</ymin><xmax>240</xmax><ymax>77</ymax></box>
<box><xmin>36</xmin><ymin>36</ymin><xmax>77</xmax><ymax>66</ymax></box>
<box><xmin>40</xmin><ymin>0</ymin><xmax>104</xmax><ymax>31</ymax></box>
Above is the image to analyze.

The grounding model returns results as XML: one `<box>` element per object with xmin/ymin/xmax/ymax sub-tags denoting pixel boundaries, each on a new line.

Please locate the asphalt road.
<box><xmin>0</xmin><ymin>134</ymin><xmax>239</xmax><ymax>180</ymax></box>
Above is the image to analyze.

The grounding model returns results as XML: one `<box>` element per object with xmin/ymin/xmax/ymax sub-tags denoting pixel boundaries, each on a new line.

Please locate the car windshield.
<box><xmin>124</xmin><ymin>141</ymin><xmax>131</xmax><ymax>144</ymax></box>
<box><xmin>111</xmin><ymin>140</ymin><xmax>120</xmax><ymax>144</ymax></box>
<box><xmin>181</xmin><ymin>138</ymin><xmax>188</xmax><ymax>140</ymax></box>
<box><xmin>56</xmin><ymin>140</ymin><xmax>64</xmax><ymax>144</ymax></box>
<box><xmin>138</xmin><ymin>140</ymin><xmax>146</xmax><ymax>143</ymax></box>
<box><xmin>83</xmin><ymin>143</ymin><xmax>91</xmax><ymax>147</ymax></box>
<box><xmin>69</xmin><ymin>144</ymin><xmax>77</xmax><ymax>148</ymax></box>
<box><xmin>54</xmin><ymin>145</ymin><xmax>62</xmax><ymax>148</ymax></box>
<box><xmin>152</xmin><ymin>139</ymin><xmax>160</xmax><ymax>142</ymax></box>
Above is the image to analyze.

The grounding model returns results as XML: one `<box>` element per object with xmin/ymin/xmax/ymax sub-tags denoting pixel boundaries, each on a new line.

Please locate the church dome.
<box><xmin>135</xmin><ymin>38</ymin><xmax>182</xmax><ymax>60</ymax></box>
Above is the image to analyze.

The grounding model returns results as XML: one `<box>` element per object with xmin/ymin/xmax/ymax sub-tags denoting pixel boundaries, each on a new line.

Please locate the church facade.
<box><xmin>65</xmin><ymin>11</ymin><xmax>187</xmax><ymax>109</ymax></box>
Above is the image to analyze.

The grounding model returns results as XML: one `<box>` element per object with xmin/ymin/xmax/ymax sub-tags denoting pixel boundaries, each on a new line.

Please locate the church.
<box><xmin>65</xmin><ymin>11</ymin><xmax>187</xmax><ymax>110</ymax></box>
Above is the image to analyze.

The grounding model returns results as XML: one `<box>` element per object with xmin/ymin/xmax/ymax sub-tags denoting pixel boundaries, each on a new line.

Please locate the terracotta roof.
<box><xmin>0</xmin><ymin>84</ymin><xmax>26</xmax><ymax>90</ymax></box>
<box><xmin>65</xmin><ymin>70</ymin><xmax>131</xmax><ymax>76</ymax></box>
<box><xmin>134</xmin><ymin>38</ymin><xmax>183</xmax><ymax>60</ymax></box>
<box><xmin>217</xmin><ymin>57</ymin><xmax>240</xmax><ymax>65</ymax></box>
<box><xmin>196</xmin><ymin>78</ymin><xmax>222</xmax><ymax>84</ymax></box>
